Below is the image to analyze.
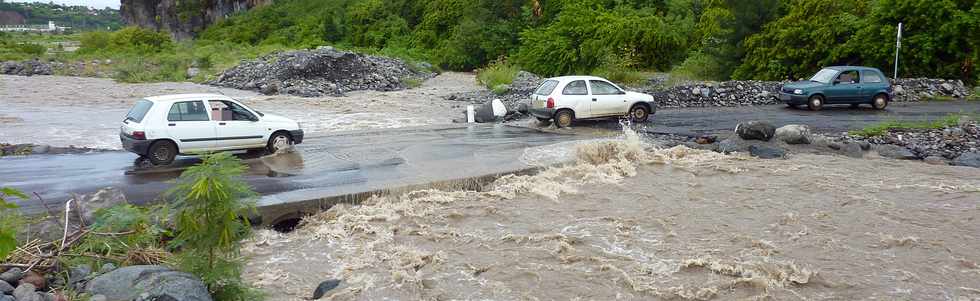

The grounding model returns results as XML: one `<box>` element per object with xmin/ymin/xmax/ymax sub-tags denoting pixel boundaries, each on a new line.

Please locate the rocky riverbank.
<box><xmin>208</xmin><ymin>47</ymin><xmax>434</xmax><ymax>97</ymax></box>
<box><xmin>0</xmin><ymin>143</ymin><xmax>104</xmax><ymax>157</ymax></box>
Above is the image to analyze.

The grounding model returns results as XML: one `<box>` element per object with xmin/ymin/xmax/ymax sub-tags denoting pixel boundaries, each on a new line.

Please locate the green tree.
<box><xmin>168</xmin><ymin>152</ymin><xmax>259</xmax><ymax>300</ymax></box>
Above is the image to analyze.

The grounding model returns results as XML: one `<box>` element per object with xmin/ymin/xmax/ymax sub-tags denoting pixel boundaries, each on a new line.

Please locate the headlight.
<box><xmin>793</xmin><ymin>89</ymin><xmax>804</xmax><ymax>95</ymax></box>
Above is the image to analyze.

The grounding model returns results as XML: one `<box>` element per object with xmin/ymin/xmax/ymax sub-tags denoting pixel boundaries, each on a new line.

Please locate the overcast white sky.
<box><xmin>7</xmin><ymin>0</ymin><xmax>119</xmax><ymax>9</ymax></box>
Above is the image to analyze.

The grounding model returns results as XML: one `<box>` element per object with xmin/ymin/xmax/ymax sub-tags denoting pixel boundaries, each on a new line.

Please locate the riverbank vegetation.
<box><xmin>1</xmin><ymin>0</ymin><xmax>977</xmax><ymax>86</ymax></box>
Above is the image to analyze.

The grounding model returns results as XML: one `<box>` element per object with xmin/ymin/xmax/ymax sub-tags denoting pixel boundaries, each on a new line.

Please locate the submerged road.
<box><xmin>2</xmin><ymin>101</ymin><xmax>978</xmax><ymax>216</ymax></box>
<box><xmin>1</xmin><ymin>124</ymin><xmax>574</xmax><ymax>214</ymax></box>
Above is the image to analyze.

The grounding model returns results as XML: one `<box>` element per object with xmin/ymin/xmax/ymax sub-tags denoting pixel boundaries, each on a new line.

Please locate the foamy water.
<box><xmin>241</xmin><ymin>127</ymin><xmax>980</xmax><ymax>300</ymax></box>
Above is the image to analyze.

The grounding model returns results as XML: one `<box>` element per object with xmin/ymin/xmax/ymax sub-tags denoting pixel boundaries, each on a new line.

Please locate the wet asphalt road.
<box><xmin>1</xmin><ymin>124</ymin><xmax>573</xmax><ymax>214</ymax></box>
<box><xmin>2</xmin><ymin>101</ymin><xmax>979</xmax><ymax>213</ymax></box>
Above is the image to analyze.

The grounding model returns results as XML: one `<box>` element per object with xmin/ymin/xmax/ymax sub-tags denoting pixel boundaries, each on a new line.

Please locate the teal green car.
<box><xmin>779</xmin><ymin>66</ymin><xmax>895</xmax><ymax>111</ymax></box>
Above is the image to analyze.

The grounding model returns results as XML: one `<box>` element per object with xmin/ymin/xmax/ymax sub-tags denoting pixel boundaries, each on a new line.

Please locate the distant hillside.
<box><xmin>0</xmin><ymin>1</ymin><xmax>122</xmax><ymax>30</ymax></box>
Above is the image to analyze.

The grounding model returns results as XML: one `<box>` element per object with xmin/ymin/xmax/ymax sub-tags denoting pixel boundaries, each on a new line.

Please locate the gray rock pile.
<box><xmin>841</xmin><ymin>119</ymin><xmax>979</xmax><ymax>166</ymax></box>
<box><xmin>209</xmin><ymin>46</ymin><xmax>433</xmax><ymax>97</ymax></box>
<box><xmin>447</xmin><ymin>71</ymin><xmax>543</xmax><ymax>111</ymax></box>
<box><xmin>638</xmin><ymin>80</ymin><xmax>784</xmax><ymax>108</ymax></box>
<box><xmin>1</xmin><ymin>60</ymin><xmax>52</xmax><ymax>76</ymax></box>
<box><xmin>892</xmin><ymin>78</ymin><xmax>971</xmax><ymax>101</ymax></box>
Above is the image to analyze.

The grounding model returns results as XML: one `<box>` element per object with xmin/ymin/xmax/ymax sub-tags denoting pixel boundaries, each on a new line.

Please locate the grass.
<box><xmin>476</xmin><ymin>60</ymin><xmax>520</xmax><ymax>91</ymax></box>
<box><xmin>400</xmin><ymin>76</ymin><xmax>423</xmax><ymax>88</ymax></box>
<box><xmin>850</xmin><ymin>114</ymin><xmax>962</xmax><ymax>137</ymax></box>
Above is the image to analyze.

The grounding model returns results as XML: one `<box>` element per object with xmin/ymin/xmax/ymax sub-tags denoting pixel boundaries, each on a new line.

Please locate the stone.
<box><xmin>86</xmin><ymin>265</ymin><xmax>211</xmax><ymax>301</ymax></box>
<box><xmin>952</xmin><ymin>152</ymin><xmax>980</xmax><ymax>168</ymax></box>
<box><xmin>775</xmin><ymin>124</ymin><xmax>811</xmax><ymax>144</ymax></box>
<box><xmin>20</xmin><ymin>271</ymin><xmax>46</xmax><ymax>290</ymax></box>
<box><xmin>0</xmin><ymin>268</ymin><xmax>23</xmax><ymax>284</ymax></box>
<box><xmin>71</xmin><ymin>188</ymin><xmax>128</xmax><ymax>226</ymax></box>
<box><xmin>924</xmin><ymin>156</ymin><xmax>948</xmax><ymax>165</ymax></box>
<box><xmin>717</xmin><ymin>138</ymin><xmax>740</xmax><ymax>153</ymax></box>
<box><xmin>0</xmin><ymin>279</ymin><xmax>13</xmax><ymax>294</ymax></box>
<box><xmin>13</xmin><ymin>283</ymin><xmax>40</xmax><ymax>301</ymax></box>
<box><xmin>735</xmin><ymin>121</ymin><xmax>776</xmax><ymax>141</ymax></box>
<box><xmin>185</xmin><ymin>67</ymin><xmax>200</xmax><ymax>78</ymax></box>
<box><xmin>0</xmin><ymin>294</ymin><xmax>13</xmax><ymax>301</ymax></box>
<box><xmin>69</xmin><ymin>265</ymin><xmax>92</xmax><ymax>285</ymax></box>
<box><xmin>31</xmin><ymin>144</ymin><xmax>50</xmax><ymax>154</ymax></box>
<box><xmin>99</xmin><ymin>263</ymin><xmax>117</xmax><ymax>274</ymax></box>
<box><xmin>748</xmin><ymin>145</ymin><xmax>785</xmax><ymax>159</ymax></box>
<box><xmin>312</xmin><ymin>279</ymin><xmax>342</xmax><ymax>300</ymax></box>
<box><xmin>876</xmin><ymin>144</ymin><xmax>917</xmax><ymax>160</ymax></box>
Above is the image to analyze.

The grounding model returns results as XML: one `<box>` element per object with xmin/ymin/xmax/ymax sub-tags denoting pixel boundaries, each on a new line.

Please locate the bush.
<box><xmin>68</xmin><ymin>204</ymin><xmax>171</xmax><ymax>266</ymax></box>
<box><xmin>108</xmin><ymin>26</ymin><xmax>174</xmax><ymax>54</ymax></box>
<box><xmin>476</xmin><ymin>59</ymin><xmax>519</xmax><ymax>90</ymax></box>
<box><xmin>167</xmin><ymin>152</ymin><xmax>260</xmax><ymax>300</ymax></box>
<box><xmin>0</xmin><ymin>187</ymin><xmax>27</xmax><ymax>260</ymax></box>
<box><xmin>592</xmin><ymin>53</ymin><xmax>645</xmax><ymax>86</ymax></box>
<box><xmin>79</xmin><ymin>31</ymin><xmax>111</xmax><ymax>53</ymax></box>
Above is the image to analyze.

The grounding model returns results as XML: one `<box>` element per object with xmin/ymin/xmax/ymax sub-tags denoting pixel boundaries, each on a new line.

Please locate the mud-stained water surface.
<box><xmin>242</xmin><ymin>134</ymin><xmax>980</xmax><ymax>300</ymax></box>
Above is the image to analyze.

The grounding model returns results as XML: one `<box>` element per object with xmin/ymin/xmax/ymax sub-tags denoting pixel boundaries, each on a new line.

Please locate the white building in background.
<box><xmin>0</xmin><ymin>21</ymin><xmax>71</xmax><ymax>32</ymax></box>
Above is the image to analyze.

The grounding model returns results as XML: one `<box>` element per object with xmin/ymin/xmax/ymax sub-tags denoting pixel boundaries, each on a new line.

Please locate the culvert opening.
<box><xmin>272</xmin><ymin>218</ymin><xmax>303</xmax><ymax>233</ymax></box>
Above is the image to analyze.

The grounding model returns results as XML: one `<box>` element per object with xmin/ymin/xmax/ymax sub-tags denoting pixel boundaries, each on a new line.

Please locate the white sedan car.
<box><xmin>529</xmin><ymin>76</ymin><xmax>656</xmax><ymax>128</ymax></box>
<box><xmin>120</xmin><ymin>94</ymin><xmax>303</xmax><ymax>165</ymax></box>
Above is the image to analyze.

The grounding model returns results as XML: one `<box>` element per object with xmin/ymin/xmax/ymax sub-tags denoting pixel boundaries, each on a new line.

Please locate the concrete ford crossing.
<box><xmin>529</xmin><ymin>76</ymin><xmax>657</xmax><ymax>127</ymax></box>
<box><xmin>120</xmin><ymin>94</ymin><xmax>304</xmax><ymax>165</ymax></box>
<box><xmin>779</xmin><ymin>66</ymin><xmax>895</xmax><ymax>111</ymax></box>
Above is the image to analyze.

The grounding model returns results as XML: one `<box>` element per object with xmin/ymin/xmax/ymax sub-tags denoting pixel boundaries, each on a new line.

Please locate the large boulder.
<box><xmin>12</xmin><ymin>283</ymin><xmax>42</xmax><ymax>301</ymax></box>
<box><xmin>775</xmin><ymin>124</ymin><xmax>811</xmax><ymax>144</ymax></box>
<box><xmin>86</xmin><ymin>266</ymin><xmax>211</xmax><ymax>301</ymax></box>
<box><xmin>70</xmin><ymin>187</ymin><xmax>128</xmax><ymax>226</ymax></box>
<box><xmin>0</xmin><ymin>279</ymin><xmax>13</xmax><ymax>294</ymax></box>
<box><xmin>952</xmin><ymin>152</ymin><xmax>980</xmax><ymax>168</ymax></box>
<box><xmin>875</xmin><ymin>144</ymin><xmax>917</xmax><ymax>160</ymax></box>
<box><xmin>735</xmin><ymin>121</ymin><xmax>776</xmax><ymax>141</ymax></box>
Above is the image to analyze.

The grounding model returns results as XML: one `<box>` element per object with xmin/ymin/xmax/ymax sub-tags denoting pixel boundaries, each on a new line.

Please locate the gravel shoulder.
<box><xmin>0</xmin><ymin>73</ymin><xmax>479</xmax><ymax>149</ymax></box>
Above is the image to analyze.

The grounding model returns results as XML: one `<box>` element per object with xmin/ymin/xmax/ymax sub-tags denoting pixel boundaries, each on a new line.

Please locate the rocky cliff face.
<box><xmin>120</xmin><ymin>0</ymin><xmax>271</xmax><ymax>40</ymax></box>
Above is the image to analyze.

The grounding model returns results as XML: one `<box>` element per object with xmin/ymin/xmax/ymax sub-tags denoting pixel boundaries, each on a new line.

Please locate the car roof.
<box><xmin>824</xmin><ymin>66</ymin><xmax>882</xmax><ymax>72</ymax></box>
<box><xmin>142</xmin><ymin>93</ymin><xmax>234</xmax><ymax>103</ymax></box>
<box><xmin>545</xmin><ymin>75</ymin><xmax>609</xmax><ymax>82</ymax></box>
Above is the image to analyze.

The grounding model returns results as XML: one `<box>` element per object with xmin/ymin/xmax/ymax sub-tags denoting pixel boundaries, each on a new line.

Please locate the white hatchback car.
<box><xmin>120</xmin><ymin>94</ymin><xmax>303</xmax><ymax>165</ymax></box>
<box><xmin>529</xmin><ymin>76</ymin><xmax>656</xmax><ymax>128</ymax></box>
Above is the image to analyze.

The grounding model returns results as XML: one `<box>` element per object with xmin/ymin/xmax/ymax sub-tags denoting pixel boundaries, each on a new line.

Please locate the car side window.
<box><xmin>211</xmin><ymin>100</ymin><xmax>256</xmax><ymax>121</ymax></box>
<box><xmin>589</xmin><ymin>80</ymin><xmax>623</xmax><ymax>95</ymax></box>
<box><xmin>168</xmin><ymin>101</ymin><xmax>210</xmax><ymax>122</ymax></box>
<box><xmin>861</xmin><ymin>71</ymin><xmax>883</xmax><ymax>83</ymax></box>
<box><xmin>836</xmin><ymin>70</ymin><xmax>860</xmax><ymax>84</ymax></box>
<box><xmin>563</xmin><ymin>80</ymin><xmax>588</xmax><ymax>95</ymax></box>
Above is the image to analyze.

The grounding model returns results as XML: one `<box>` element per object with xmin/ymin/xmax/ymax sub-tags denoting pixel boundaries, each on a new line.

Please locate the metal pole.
<box><xmin>894</xmin><ymin>22</ymin><xmax>902</xmax><ymax>80</ymax></box>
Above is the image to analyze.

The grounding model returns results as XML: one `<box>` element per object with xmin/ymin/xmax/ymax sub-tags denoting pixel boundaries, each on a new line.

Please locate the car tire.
<box><xmin>807</xmin><ymin>95</ymin><xmax>824</xmax><ymax>111</ymax></box>
<box><xmin>147</xmin><ymin>140</ymin><xmax>177</xmax><ymax>166</ymax></box>
<box><xmin>554</xmin><ymin>110</ymin><xmax>574</xmax><ymax>128</ymax></box>
<box><xmin>871</xmin><ymin>94</ymin><xmax>889</xmax><ymax>110</ymax></box>
<box><xmin>267</xmin><ymin>132</ymin><xmax>294</xmax><ymax>154</ymax></box>
<box><xmin>629</xmin><ymin>105</ymin><xmax>650</xmax><ymax>123</ymax></box>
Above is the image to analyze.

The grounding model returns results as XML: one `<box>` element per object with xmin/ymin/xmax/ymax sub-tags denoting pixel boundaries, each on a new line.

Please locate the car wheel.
<box><xmin>872</xmin><ymin>94</ymin><xmax>889</xmax><ymax>110</ymax></box>
<box><xmin>147</xmin><ymin>141</ymin><xmax>177</xmax><ymax>166</ymax></box>
<box><xmin>807</xmin><ymin>95</ymin><xmax>824</xmax><ymax>111</ymax></box>
<box><xmin>267</xmin><ymin>132</ymin><xmax>294</xmax><ymax>154</ymax></box>
<box><xmin>554</xmin><ymin>110</ymin><xmax>574</xmax><ymax>128</ymax></box>
<box><xmin>629</xmin><ymin>105</ymin><xmax>650</xmax><ymax>123</ymax></box>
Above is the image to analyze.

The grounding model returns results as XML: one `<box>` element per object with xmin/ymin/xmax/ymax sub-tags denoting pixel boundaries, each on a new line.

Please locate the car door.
<box><xmin>859</xmin><ymin>70</ymin><xmax>886</xmax><ymax>101</ymax></box>
<box><xmin>589</xmin><ymin>80</ymin><xmax>628</xmax><ymax>116</ymax></box>
<box><xmin>209</xmin><ymin>99</ymin><xmax>266</xmax><ymax>150</ymax></box>
<box><xmin>825</xmin><ymin>70</ymin><xmax>861</xmax><ymax>103</ymax></box>
<box><xmin>561</xmin><ymin>80</ymin><xmax>593</xmax><ymax>118</ymax></box>
<box><xmin>165</xmin><ymin>100</ymin><xmax>215</xmax><ymax>152</ymax></box>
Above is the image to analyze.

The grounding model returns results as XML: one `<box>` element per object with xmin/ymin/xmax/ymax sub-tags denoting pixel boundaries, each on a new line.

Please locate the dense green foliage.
<box><xmin>197</xmin><ymin>0</ymin><xmax>979</xmax><ymax>83</ymax></box>
<box><xmin>0</xmin><ymin>187</ymin><xmax>27</xmax><ymax>260</ymax></box>
<box><xmin>0</xmin><ymin>1</ymin><xmax>122</xmax><ymax>30</ymax></box>
<box><xmin>167</xmin><ymin>152</ymin><xmax>260</xmax><ymax>301</ymax></box>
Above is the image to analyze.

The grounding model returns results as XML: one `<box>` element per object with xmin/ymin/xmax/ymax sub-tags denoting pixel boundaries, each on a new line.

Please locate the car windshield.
<box><xmin>534</xmin><ymin>80</ymin><xmax>559</xmax><ymax>95</ymax></box>
<box><xmin>124</xmin><ymin>99</ymin><xmax>153</xmax><ymax>123</ymax></box>
<box><xmin>809</xmin><ymin>69</ymin><xmax>838</xmax><ymax>84</ymax></box>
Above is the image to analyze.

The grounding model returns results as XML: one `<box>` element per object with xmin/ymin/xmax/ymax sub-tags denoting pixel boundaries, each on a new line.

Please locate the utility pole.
<box><xmin>894</xmin><ymin>22</ymin><xmax>902</xmax><ymax>80</ymax></box>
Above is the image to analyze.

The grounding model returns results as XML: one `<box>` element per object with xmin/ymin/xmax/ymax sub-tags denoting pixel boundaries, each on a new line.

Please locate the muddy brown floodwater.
<box><xmin>242</xmin><ymin>132</ymin><xmax>980</xmax><ymax>301</ymax></box>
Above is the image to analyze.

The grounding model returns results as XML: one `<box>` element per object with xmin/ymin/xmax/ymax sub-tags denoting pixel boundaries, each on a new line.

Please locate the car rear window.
<box><xmin>534</xmin><ymin>80</ymin><xmax>559</xmax><ymax>95</ymax></box>
<box><xmin>125</xmin><ymin>99</ymin><xmax>153</xmax><ymax>123</ymax></box>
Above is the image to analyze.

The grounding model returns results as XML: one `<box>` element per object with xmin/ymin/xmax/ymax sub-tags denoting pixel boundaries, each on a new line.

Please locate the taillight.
<box><xmin>132</xmin><ymin>131</ymin><xmax>146</xmax><ymax>140</ymax></box>
<box><xmin>546</xmin><ymin>97</ymin><xmax>555</xmax><ymax>109</ymax></box>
